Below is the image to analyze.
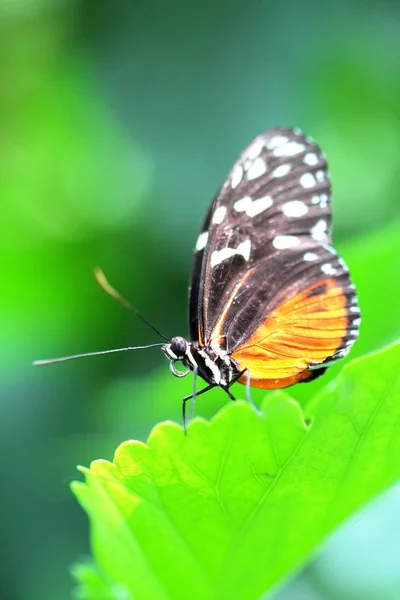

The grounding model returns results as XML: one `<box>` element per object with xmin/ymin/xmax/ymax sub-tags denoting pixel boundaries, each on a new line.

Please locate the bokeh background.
<box><xmin>1</xmin><ymin>1</ymin><xmax>400</xmax><ymax>599</ymax></box>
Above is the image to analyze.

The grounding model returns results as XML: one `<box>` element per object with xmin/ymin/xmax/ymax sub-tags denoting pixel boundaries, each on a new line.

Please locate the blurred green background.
<box><xmin>1</xmin><ymin>1</ymin><xmax>400</xmax><ymax>599</ymax></box>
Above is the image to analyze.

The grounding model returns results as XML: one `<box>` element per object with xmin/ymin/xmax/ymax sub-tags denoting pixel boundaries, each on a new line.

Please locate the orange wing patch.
<box><xmin>230</xmin><ymin>278</ymin><xmax>348</xmax><ymax>389</ymax></box>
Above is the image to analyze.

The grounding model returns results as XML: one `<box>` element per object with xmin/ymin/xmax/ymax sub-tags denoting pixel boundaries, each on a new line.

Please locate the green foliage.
<box><xmin>71</xmin><ymin>563</ymin><xmax>131</xmax><ymax>600</ymax></box>
<box><xmin>72</xmin><ymin>343</ymin><xmax>400</xmax><ymax>600</ymax></box>
<box><xmin>3</xmin><ymin>4</ymin><xmax>400</xmax><ymax>600</ymax></box>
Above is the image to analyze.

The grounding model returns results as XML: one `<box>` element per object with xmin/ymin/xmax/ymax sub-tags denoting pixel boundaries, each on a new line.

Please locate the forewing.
<box><xmin>190</xmin><ymin>128</ymin><xmax>332</xmax><ymax>342</ymax></box>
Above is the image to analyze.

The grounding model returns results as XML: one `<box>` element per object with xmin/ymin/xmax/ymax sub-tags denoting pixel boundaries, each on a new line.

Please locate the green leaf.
<box><xmin>71</xmin><ymin>562</ymin><xmax>134</xmax><ymax>600</ymax></box>
<box><xmin>72</xmin><ymin>343</ymin><xmax>400</xmax><ymax>600</ymax></box>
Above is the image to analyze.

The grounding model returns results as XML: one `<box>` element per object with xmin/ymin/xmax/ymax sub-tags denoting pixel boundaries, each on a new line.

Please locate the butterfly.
<box><xmin>35</xmin><ymin>128</ymin><xmax>360</xmax><ymax>429</ymax></box>
<box><xmin>162</xmin><ymin>127</ymin><xmax>360</xmax><ymax>421</ymax></box>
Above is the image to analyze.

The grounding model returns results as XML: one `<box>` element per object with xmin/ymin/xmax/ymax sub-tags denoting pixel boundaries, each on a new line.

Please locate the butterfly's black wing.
<box><xmin>188</xmin><ymin>128</ymin><xmax>360</xmax><ymax>388</ymax></box>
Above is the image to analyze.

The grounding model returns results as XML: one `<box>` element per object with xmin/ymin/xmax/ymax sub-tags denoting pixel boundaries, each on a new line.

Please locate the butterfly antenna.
<box><xmin>94</xmin><ymin>267</ymin><xmax>169</xmax><ymax>341</ymax></box>
<box><xmin>33</xmin><ymin>343</ymin><xmax>165</xmax><ymax>367</ymax></box>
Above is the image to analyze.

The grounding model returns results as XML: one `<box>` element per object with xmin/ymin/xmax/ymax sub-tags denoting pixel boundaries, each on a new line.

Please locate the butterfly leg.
<box><xmin>229</xmin><ymin>368</ymin><xmax>261</xmax><ymax>414</ymax></box>
<box><xmin>188</xmin><ymin>366</ymin><xmax>198</xmax><ymax>425</ymax></box>
<box><xmin>181</xmin><ymin>383</ymin><xmax>215</xmax><ymax>433</ymax></box>
<box><xmin>221</xmin><ymin>370</ymin><xmax>243</xmax><ymax>402</ymax></box>
<box><xmin>243</xmin><ymin>368</ymin><xmax>261</xmax><ymax>414</ymax></box>
<box><xmin>222</xmin><ymin>387</ymin><xmax>237</xmax><ymax>402</ymax></box>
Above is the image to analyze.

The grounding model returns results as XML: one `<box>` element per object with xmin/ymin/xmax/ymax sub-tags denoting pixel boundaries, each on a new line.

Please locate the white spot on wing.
<box><xmin>282</xmin><ymin>200</ymin><xmax>308</xmax><ymax>217</ymax></box>
<box><xmin>350</xmin><ymin>306</ymin><xmax>361</xmax><ymax>313</ymax></box>
<box><xmin>239</xmin><ymin>239</ymin><xmax>251</xmax><ymax>260</ymax></box>
<box><xmin>247</xmin><ymin>157</ymin><xmax>267</xmax><ymax>180</ymax></box>
<box><xmin>312</xmin><ymin>348</ymin><xmax>349</xmax><ymax>366</ymax></box>
<box><xmin>272</xmin><ymin>163</ymin><xmax>291</xmax><ymax>178</ymax></box>
<box><xmin>267</xmin><ymin>135</ymin><xmax>288</xmax><ymax>149</ymax></box>
<box><xmin>246</xmin><ymin>139</ymin><xmax>264</xmax><ymax>160</ymax></box>
<box><xmin>248</xmin><ymin>196</ymin><xmax>273</xmax><ymax>217</ymax></box>
<box><xmin>210</xmin><ymin>239</ymin><xmax>251</xmax><ymax>267</ymax></box>
<box><xmin>231</xmin><ymin>165</ymin><xmax>243</xmax><ymax>189</ymax></box>
<box><xmin>273</xmin><ymin>141</ymin><xmax>305</xmax><ymax>157</ymax></box>
<box><xmin>315</xmin><ymin>170</ymin><xmax>326</xmax><ymax>182</ymax></box>
<box><xmin>321</xmin><ymin>263</ymin><xmax>336</xmax><ymax>275</ymax></box>
<box><xmin>272</xmin><ymin>235</ymin><xmax>300</xmax><ymax>249</ymax></box>
<box><xmin>234</xmin><ymin>196</ymin><xmax>252</xmax><ymax>213</ymax></box>
<box><xmin>303</xmin><ymin>152</ymin><xmax>319</xmax><ymax>166</ymax></box>
<box><xmin>303</xmin><ymin>252</ymin><xmax>318</xmax><ymax>261</ymax></box>
<box><xmin>311</xmin><ymin>219</ymin><xmax>328</xmax><ymax>240</ymax></box>
<box><xmin>212</xmin><ymin>206</ymin><xmax>227</xmax><ymax>225</ymax></box>
<box><xmin>196</xmin><ymin>231</ymin><xmax>208</xmax><ymax>251</ymax></box>
<box><xmin>338</xmin><ymin>347</ymin><xmax>350</xmax><ymax>358</ymax></box>
<box><xmin>338</xmin><ymin>257</ymin><xmax>348</xmax><ymax>270</ymax></box>
<box><xmin>320</xmin><ymin>193</ymin><xmax>329</xmax><ymax>208</ymax></box>
<box><xmin>352</xmin><ymin>317</ymin><xmax>362</xmax><ymax>326</ymax></box>
<box><xmin>300</xmin><ymin>172</ymin><xmax>316</xmax><ymax>188</ymax></box>
<box><xmin>243</xmin><ymin>159</ymin><xmax>251</xmax><ymax>171</ymax></box>
<box><xmin>234</xmin><ymin>195</ymin><xmax>273</xmax><ymax>217</ymax></box>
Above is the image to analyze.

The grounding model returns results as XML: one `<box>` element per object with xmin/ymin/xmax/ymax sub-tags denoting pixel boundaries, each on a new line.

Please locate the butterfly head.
<box><xmin>162</xmin><ymin>336</ymin><xmax>192</xmax><ymax>378</ymax></box>
<box><xmin>163</xmin><ymin>336</ymin><xmax>188</xmax><ymax>360</ymax></box>
<box><xmin>162</xmin><ymin>336</ymin><xmax>241</xmax><ymax>388</ymax></box>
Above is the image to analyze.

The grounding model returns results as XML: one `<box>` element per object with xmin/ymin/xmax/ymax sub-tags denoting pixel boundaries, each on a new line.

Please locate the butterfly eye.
<box><xmin>170</xmin><ymin>336</ymin><xmax>188</xmax><ymax>357</ymax></box>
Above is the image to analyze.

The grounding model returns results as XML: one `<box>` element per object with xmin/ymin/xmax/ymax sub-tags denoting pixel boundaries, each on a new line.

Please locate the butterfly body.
<box><xmin>163</xmin><ymin>337</ymin><xmax>240</xmax><ymax>388</ymax></box>
<box><xmin>163</xmin><ymin>127</ymin><xmax>360</xmax><ymax>408</ymax></box>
